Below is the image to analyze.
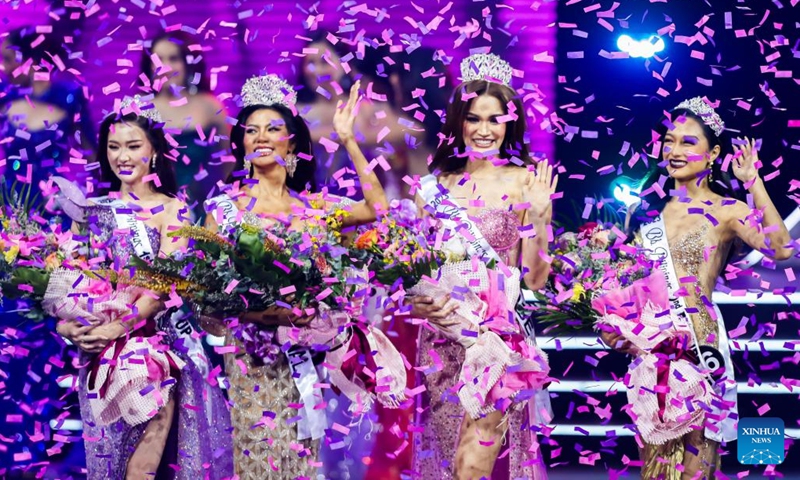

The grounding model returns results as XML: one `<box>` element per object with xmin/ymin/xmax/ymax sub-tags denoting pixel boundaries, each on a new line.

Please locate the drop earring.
<box><xmin>151</xmin><ymin>155</ymin><xmax>157</xmax><ymax>170</ymax></box>
<box><xmin>285</xmin><ymin>153</ymin><xmax>297</xmax><ymax>178</ymax></box>
<box><xmin>244</xmin><ymin>159</ymin><xmax>252</xmax><ymax>178</ymax></box>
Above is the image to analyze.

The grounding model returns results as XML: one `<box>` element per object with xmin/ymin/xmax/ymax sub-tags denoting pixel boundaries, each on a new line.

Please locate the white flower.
<box><xmin>441</xmin><ymin>236</ymin><xmax>467</xmax><ymax>263</ymax></box>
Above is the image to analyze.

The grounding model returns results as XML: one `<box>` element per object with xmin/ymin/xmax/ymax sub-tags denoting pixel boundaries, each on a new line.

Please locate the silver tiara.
<box><xmin>117</xmin><ymin>95</ymin><xmax>163</xmax><ymax>123</ymax></box>
<box><xmin>459</xmin><ymin>53</ymin><xmax>513</xmax><ymax>86</ymax></box>
<box><xmin>241</xmin><ymin>74</ymin><xmax>297</xmax><ymax>108</ymax></box>
<box><xmin>674</xmin><ymin>97</ymin><xmax>725</xmax><ymax>137</ymax></box>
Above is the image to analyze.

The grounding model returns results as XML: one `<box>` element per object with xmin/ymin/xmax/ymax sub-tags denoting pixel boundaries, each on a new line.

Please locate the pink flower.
<box><xmin>84</xmin><ymin>278</ymin><xmax>113</xmax><ymax>299</ymax></box>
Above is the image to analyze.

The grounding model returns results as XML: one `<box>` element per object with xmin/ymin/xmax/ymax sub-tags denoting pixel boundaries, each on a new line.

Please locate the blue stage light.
<box><xmin>617</xmin><ymin>34</ymin><xmax>665</xmax><ymax>58</ymax></box>
<box><xmin>612</xmin><ymin>180</ymin><xmax>641</xmax><ymax>207</ymax></box>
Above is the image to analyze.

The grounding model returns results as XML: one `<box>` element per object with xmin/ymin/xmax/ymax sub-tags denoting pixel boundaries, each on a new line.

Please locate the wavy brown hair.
<box><xmin>429</xmin><ymin>80</ymin><xmax>531</xmax><ymax>173</ymax></box>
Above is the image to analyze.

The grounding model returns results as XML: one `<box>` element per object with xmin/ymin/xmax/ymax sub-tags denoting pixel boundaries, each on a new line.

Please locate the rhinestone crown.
<box><xmin>241</xmin><ymin>74</ymin><xmax>297</xmax><ymax>108</ymax></box>
<box><xmin>459</xmin><ymin>53</ymin><xmax>513</xmax><ymax>86</ymax></box>
<box><xmin>118</xmin><ymin>95</ymin><xmax>163</xmax><ymax>123</ymax></box>
<box><xmin>674</xmin><ymin>97</ymin><xmax>725</xmax><ymax>137</ymax></box>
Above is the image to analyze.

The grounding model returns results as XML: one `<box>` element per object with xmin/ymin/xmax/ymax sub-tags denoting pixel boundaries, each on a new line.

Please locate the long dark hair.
<box><xmin>295</xmin><ymin>32</ymin><xmax>353</xmax><ymax>104</ymax></box>
<box><xmin>429</xmin><ymin>80</ymin><xmax>531</xmax><ymax>173</ymax></box>
<box><xmin>4</xmin><ymin>26</ymin><xmax>63</xmax><ymax>70</ymax></box>
<box><xmin>228</xmin><ymin>104</ymin><xmax>317</xmax><ymax>193</ymax></box>
<box><xmin>97</xmin><ymin>113</ymin><xmax>177</xmax><ymax>196</ymax></box>
<box><xmin>140</xmin><ymin>31</ymin><xmax>210</xmax><ymax>94</ymax></box>
<box><xmin>627</xmin><ymin>108</ymin><xmax>743</xmax><ymax>236</ymax></box>
<box><xmin>387</xmin><ymin>47</ymin><xmax>453</xmax><ymax>149</ymax></box>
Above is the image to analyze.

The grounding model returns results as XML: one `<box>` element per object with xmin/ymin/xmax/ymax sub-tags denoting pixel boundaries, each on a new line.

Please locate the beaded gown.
<box><xmin>413</xmin><ymin>208</ymin><xmax>550</xmax><ymax>480</ymax></box>
<box><xmin>76</xmin><ymin>203</ymin><xmax>233</xmax><ymax>480</ymax></box>
<box><xmin>638</xmin><ymin>218</ymin><xmax>737</xmax><ymax>479</ymax></box>
<box><xmin>206</xmin><ymin>194</ymin><xmax>320</xmax><ymax>479</ymax></box>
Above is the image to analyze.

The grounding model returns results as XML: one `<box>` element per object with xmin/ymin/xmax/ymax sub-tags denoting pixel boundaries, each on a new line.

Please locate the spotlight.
<box><xmin>612</xmin><ymin>181</ymin><xmax>641</xmax><ymax>207</ymax></box>
<box><xmin>617</xmin><ymin>34</ymin><xmax>665</xmax><ymax>58</ymax></box>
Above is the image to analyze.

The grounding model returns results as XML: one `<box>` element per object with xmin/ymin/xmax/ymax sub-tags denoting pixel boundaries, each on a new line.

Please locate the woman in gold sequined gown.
<box><xmin>602</xmin><ymin>99</ymin><xmax>793</xmax><ymax>479</ymax></box>
<box><xmin>199</xmin><ymin>76</ymin><xmax>394</xmax><ymax>479</ymax></box>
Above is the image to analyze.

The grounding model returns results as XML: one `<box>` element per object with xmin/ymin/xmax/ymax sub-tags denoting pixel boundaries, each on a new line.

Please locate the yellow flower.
<box><xmin>571</xmin><ymin>283</ymin><xmax>585</xmax><ymax>302</ymax></box>
<box><xmin>4</xmin><ymin>245</ymin><xmax>19</xmax><ymax>263</ymax></box>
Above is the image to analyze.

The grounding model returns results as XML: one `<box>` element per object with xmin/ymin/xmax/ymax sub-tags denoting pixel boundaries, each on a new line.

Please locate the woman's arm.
<box><xmin>727</xmin><ymin>138</ymin><xmax>793</xmax><ymax>260</ymax></box>
<box><xmin>520</xmin><ymin>162</ymin><xmax>558</xmax><ymax>290</ymax></box>
<box><xmin>331</xmin><ymin>80</ymin><xmax>388</xmax><ymax>228</ymax></box>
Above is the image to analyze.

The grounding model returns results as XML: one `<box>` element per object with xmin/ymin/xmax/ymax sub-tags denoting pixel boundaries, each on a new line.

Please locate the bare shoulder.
<box><xmin>505</xmin><ymin>165</ymin><xmax>529</xmax><ymax>181</ymax></box>
<box><xmin>159</xmin><ymin>196</ymin><xmax>189</xmax><ymax>222</ymax></box>
<box><xmin>716</xmin><ymin>197</ymin><xmax>751</xmax><ymax>224</ymax></box>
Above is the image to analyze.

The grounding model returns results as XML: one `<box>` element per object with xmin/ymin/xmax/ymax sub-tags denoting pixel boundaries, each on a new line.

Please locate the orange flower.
<box><xmin>355</xmin><ymin>229</ymin><xmax>379</xmax><ymax>250</ymax></box>
<box><xmin>44</xmin><ymin>252</ymin><xmax>62</xmax><ymax>271</ymax></box>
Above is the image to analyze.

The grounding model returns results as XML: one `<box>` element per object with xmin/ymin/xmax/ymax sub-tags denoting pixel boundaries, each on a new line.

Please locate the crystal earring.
<box><xmin>151</xmin><ymin>155</ymin><xmax>157</xmax><ymax>170</ymax></box>
<box><xmin>244</xmin><ymin>159</ymin><xmax>252</xmax><ymax>178</ymax></box>
<box><xmin>285</xmin><ymin>153</ymin><xmax>297</xmax><ymax>178</ymax></box>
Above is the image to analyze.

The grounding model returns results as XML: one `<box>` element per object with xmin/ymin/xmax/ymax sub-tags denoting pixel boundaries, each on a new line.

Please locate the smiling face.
<box><xmin>152</xmin><ymin>39</ymin><xmax>187</xmax><ymax>90</ymax></box>
<box><xmin>462</xmin><ymin>94</ymin><xmax>507</xmax><ymax>155</ymax></box>
<box><xmin>106</xmin><ymin>122</ymin><xmax>156</xmax><ymax>185</ymax></box>
<box><xmin>242</xmin><ymin>108</ymin><xmax>295</xmax><ymax>170</ymax></box>
<box><xmin>662</xmin><ymin>116</ymin><xmax>719</xmax><ymax>182</ymax></box>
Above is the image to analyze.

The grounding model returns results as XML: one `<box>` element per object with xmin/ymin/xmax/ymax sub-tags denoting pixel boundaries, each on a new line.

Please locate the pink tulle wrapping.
<box><xmin>43</xmin><ymin>268</ymin><xmax>144</xmax><ymax>326</ymax></box>
<box><xmin>276</xmin><ymin>307</ymin><xmax>408</xmax><ymax>410</ymax></box>
<box><xmin>409</xmin><ymin>261</ymin><xmax>551</xmax><ymax>419</ymax></box>
<box><xmin>44</xmin><ymin>268</ymin><xmax>185</xmax><ymax>427</ymax></box>
<box><xmin>88</xmin><ymin>335</ymin><xmax>185</xmax><ymax>427</ymax></box>
<box><xmin>592</xmin><ymin>271</ymin><xmax>712</xmax><ymax>444</ymax></box>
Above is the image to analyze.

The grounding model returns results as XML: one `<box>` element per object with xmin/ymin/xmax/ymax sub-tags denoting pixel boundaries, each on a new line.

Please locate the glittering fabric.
<box><xmin>224</xmin><ymin>332</ymin><xmax>319</xmax><ymax>479</ymax></box>
<box><xmin>670</xmin><ymin>222</ymin><xmax>718</xmax><ymax>348</ymax></box>
<box><xmin>413</xmin><ymin>208</ymin><xmax>546</xmax><ymax>480</ymax></box>
<box><xmin>84</xmin><ymin>204</ymin><xmax>162</xmax><ymax>267</ymax></box>
<box><xmin>76</xmin><ymin>204</ymin><xmax>233</xmax><ymax>479</ymax></box>
<box><xmin>474</xmin><ymin>208</ymin><xmax>521</xmax><ymax>260</ymax></box>
<box><xmin>641</xmin><ymin>431</ymin><xmax>720</xmax><ymax>479</ymax></box>
<box><xmin>212</xmin><ymin>197</ymin><xmax>321</xmax><ymax>479</ymax></box>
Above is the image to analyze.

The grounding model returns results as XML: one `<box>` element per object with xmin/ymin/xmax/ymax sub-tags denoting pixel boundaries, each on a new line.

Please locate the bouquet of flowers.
<box><xmin>0</xmin><ymin>182</ymin><xmax>78</xmax><ymax>320</ymax></box>
<box><xmin>350</xmin><ymin>199</ymin><xmax>443</xmax><ymax>291</ymax></box>
<box><xmin>131</xmin><ymin>206</ymin><xmax>408</xmax><ymax>409</ymax></box>
<box><xmin>531</xmin><ymin>222</ymin><xmax>654</xmax><ymax>335</ymax></box>
<box><xmin>130</xmin><ymin>219</ymin><xmax>358</xmax><ymax>316</ymax></box>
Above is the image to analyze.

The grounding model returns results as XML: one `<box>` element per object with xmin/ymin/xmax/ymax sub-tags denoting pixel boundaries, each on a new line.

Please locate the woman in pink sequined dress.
<box><xmin>408</xmin><ymin>54</ymin><xmax>557</xmax><ymax>480</ymax></box>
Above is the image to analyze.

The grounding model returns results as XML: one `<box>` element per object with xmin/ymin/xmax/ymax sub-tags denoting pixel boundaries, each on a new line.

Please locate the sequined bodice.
<box><xmin>85</xmin><ymin>204</ymin><xmax>161</xmax><ymax>265</ymax></box>
<box><xmin>669</xmin><ymin>221</ymin><xmax>718</xmax><ymax>346</ymax></box>
<box><xmin>474</xmin><ymin>208</ymin><xmax>521</xmax><ymax>252</ymax></box>
<box><xmin>671</xmin><ymin>222</ymin><xmax>709</xmax><ymax>279</ymax></box>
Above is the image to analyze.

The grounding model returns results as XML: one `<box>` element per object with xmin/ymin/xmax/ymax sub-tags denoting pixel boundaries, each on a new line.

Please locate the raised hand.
<box><xmin>522</xmin><ymin>160</ymin><xmax>558</xmax><ymax>219</ymax></box>
<box><xmin>332</xmin><ymin>80</ymin><xmax>361</xmax><ymax>144</ymax></box>
<box><xmin>732</xmin><ymin>136</ymin><xmax>760</xmax><ymax>184</ymax></box>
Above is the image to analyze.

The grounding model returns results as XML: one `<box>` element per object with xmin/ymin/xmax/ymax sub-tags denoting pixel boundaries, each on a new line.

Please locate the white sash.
<box><xmin>640</xmin><ymin>215</ymin><xmax>737</xmax><ymax>442</ymax></box>
<box><xmin>206</xmin><ymin>194</ymin><xmax>328</xmax><ymax>440</ymax></box>
<box><xmin>419</xmin><ymin>175</ymin><xmax>502</xmax><ymax>264</ymax></box>
<box><xmin>205</xmin><ymin>194</ymin><xmax>240</xmax><ymax>231</ymax></box>
<box><xmin>93</xmin><ymin>197</ymin><xmax>210</xmax><ymax>378</ymax></box>
<box><xmin>94</xmin><ymin>197</ymin><xmax>155</xmax><ymax>261</ymax></box>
